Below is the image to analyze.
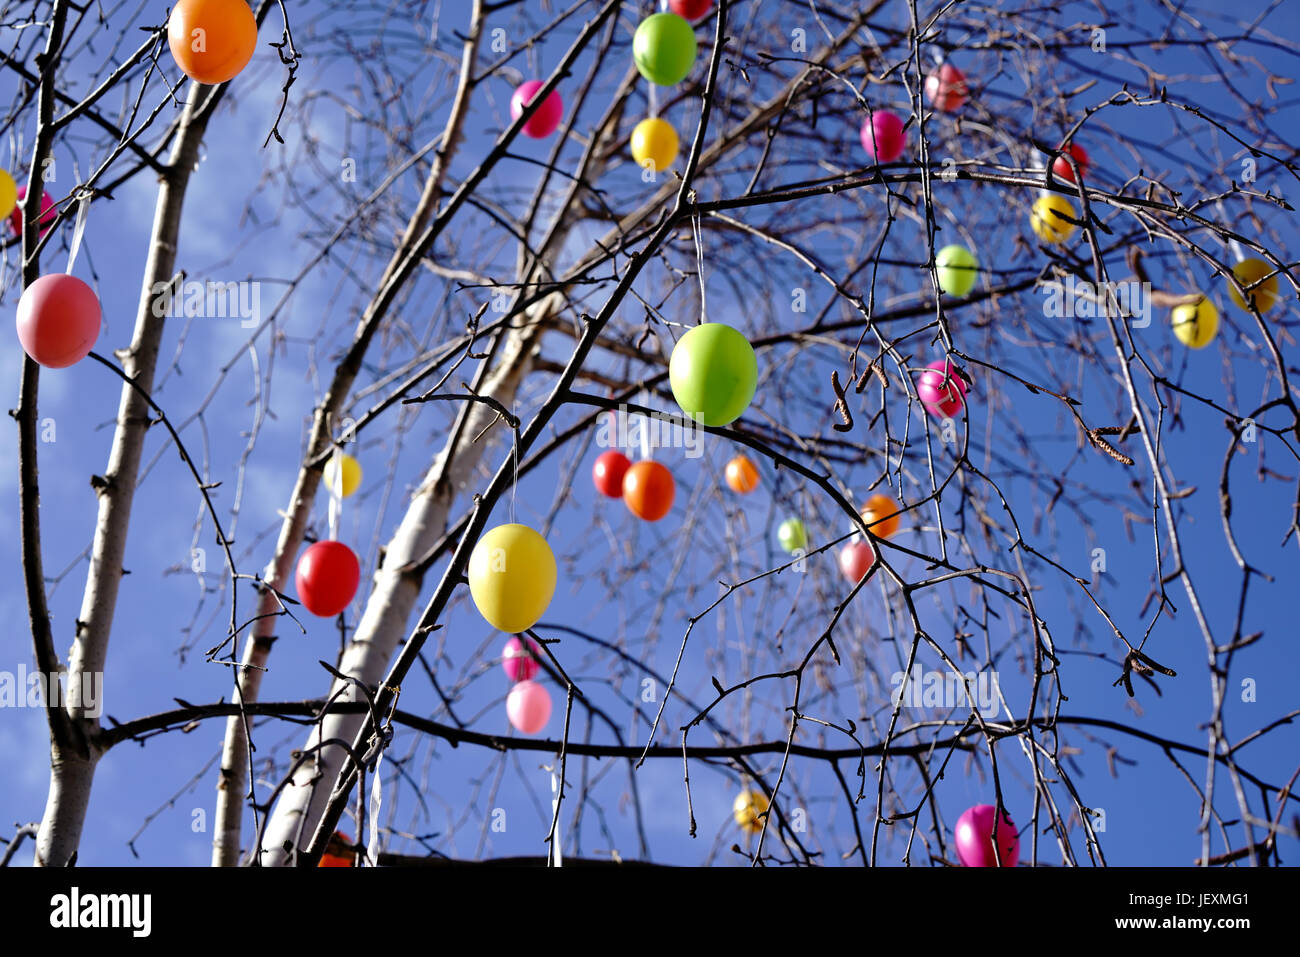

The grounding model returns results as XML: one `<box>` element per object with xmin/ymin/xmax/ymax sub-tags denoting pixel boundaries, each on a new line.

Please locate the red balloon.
<box><xmin>593</xmin><ymin>450</ymin><xmax>631</xmax><ymax>498</ymax></box>
<box><xmin>502</xmin><ymin>636</ymin><xmax>541</xmax><ymax>682</ymax></box>
<box><xmin>15</xmin><ymin>274</ymin><xmax>101</xmax><ymax>368</ymax></box>
<box><xmin>8</xmin><ymin>186</ymin><xmax>56</xmax><ymax>239</ymax></box>
<box><xmin>510</xmin><ymin>80</ymin><xmax>563</xmax><ymax>138</ymax></box>
<box><xmin>860</xmin><ymin>110</ymin><xmax>906</xmax><ymax>163</ymax></box>
<box><xmin>669</xmin><ymin>0</ymin><xmax>712</xmax><ymax>18</ymax></box>
<box><xmin>954</xmin><ymin>804</ymin><xmax>1020</xmax><ymax>867</ymax></box>
<box><xmin>924</xmin><ymin>63</ymin><xmax>968</xmax><ymax>112</ymax></box>
<box><xmin>295</xmin><ymin>540</ymin><xmax>361</xmax><ymax>617</ymax></box>
<box><xmin>1051</xmin><ymin>143</ymin><xmax>1089</xmax><ymax>184</ymax></box>
<box><xmin>916</xmin><ymin>359</ymin><xmax>968</xmax><ymax>418</ymax></box>
<box><xmin>839</xmin><ymin>541</ymin><xmax>875</xmax><ymax>583</ymax></box>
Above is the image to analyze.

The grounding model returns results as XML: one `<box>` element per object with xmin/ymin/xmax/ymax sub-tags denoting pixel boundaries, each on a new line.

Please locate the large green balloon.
<box><xmin>633</xmin><ymin>13</ymin><xmax>697</xmax><ymax>86</ymax></box>
<box><xmin>936</xmin><ymin>244</ymin><xmax>978</xmax><ymax>297</ymax></box>
<box><xmin>669</xmin><ymin>322</ymin><xmax>758</xmax><ymax>427</ymax></box>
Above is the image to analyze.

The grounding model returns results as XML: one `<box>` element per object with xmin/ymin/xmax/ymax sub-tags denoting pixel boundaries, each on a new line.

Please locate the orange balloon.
<box><xmin>623</xmin><ymin>460</ymin><xmax>675</xmax><ymax>521</ymax></box>
<box><xmin>860</xmin><ymin>494</ymin><xmax>902</xmax><ymax>539</ymax></box>
<box><xmin>168</xmin><ymin>0</ymin><xmax>258</xmax><ymax>85</ymax></box>
<box><xmin>724</xmin><ymin>455</ymin><xmax>759</xmax><ymax>494</ymax></box>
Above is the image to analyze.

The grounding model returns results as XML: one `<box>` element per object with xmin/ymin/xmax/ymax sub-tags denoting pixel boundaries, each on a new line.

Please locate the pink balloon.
<box><xmin>507</xmin><ymin>680</ymin><xmax>551</xmax><ymax>734</ymax></box>
<box><xmin>924</xmin><ymin>63</ymin><xmax>968</xmax><ymax>112</ymax></box>
<box><xmin>860</xmin><ymin>110</ymin><xmax>906</xmax><ymax>163</ymax></box>
<box><xmin>510</xmin><ymin>80</ymin><xmax>563</xmax><ymax>138</ymax></box>
<box><xmin>917</xmin><ymin>359</ymin><xmax>968</xmax><ymax>418</ymax></box>
<box><xmin>839</xmin><ymin>541</ymin><xmax>875</xmax><ymax>583</ymax></box>
<box><xmin>502</xmin><ymin>636</ymin><xmax>541</xmax><ymax>682</ymax></box>
<box><xmin>16</xmin><ymin>274</ymin><xmax>101</xmax><ymax>368</ymax></box>
<box><xmin>954</xmin><ymin>804</ymin><xmax>1019</xmax><ymax>867</ymax></box>
<box><xmin>8</xmin><ymin>186</ymin><xmax>56</xmax><ymax>239</ymax></box>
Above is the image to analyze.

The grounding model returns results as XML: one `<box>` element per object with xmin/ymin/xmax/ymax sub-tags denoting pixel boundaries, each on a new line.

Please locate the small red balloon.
<box><xmin>955</xmin><ymin>804</ymin><xmax>1019</xmax><ymax>867</ymax></box>
<box><xmin>593</xmin><ymin>450</ymin><xmax>631</xmax><ymax>498</ymax></box>
<box><xmin>502</xmin><ymin>636</ymin><xmax>541</xmax><ymax>682</ymax></box>
<box><xmin>8</xmin><ymin>186</ymin><xmax>56</xmax><ymax>239</ymax></box>
<box><xmin>669</xmin><ymin>0</ymin><xmax>712</xmax><ymax>18</ymax></box>
<box><xmin>1051</xmin><ymin>143</ymin><xmax>1089</xmax><ymax>184</ymax></box>
<box><xmin>916</xmin><ymin>359</ymin><xmax>968</xmax><ymax>418</ymax></box>
<box><xmin>15</xmin><ymin>274</ymin><xmax>101</xmax><ymax>368</ymax></box>
<box><xmin>507</xmin><ymin>679</ymin><xmax>552</xmax><ymax>734</ymax></box>
<box><xmin>924</xmin><ymin>63</ymin><xmax>968</xmax><ymax>112</ymax></box>
<box><xmin>860</xmin><ymin>110</ymin><xmax>906</xmax><ymax>163</ymax></box>
<box><xmin>295</xmin><ymin>540</ymin><xmax>361</xmax><ymax>617</ymax></box>
<box><xmin>510</xmin><ymin>80</ymin><xmax>563</xmax><ymax>138</ymax></box>
<box><xmin>839</xmin><ymin>541</ymin><xmax>875</xmax><ymax>583</ymax></box>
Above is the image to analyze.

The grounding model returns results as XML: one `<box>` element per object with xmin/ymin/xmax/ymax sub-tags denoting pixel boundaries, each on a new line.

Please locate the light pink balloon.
<box><xmin>860</xmin><ymin>109</ymin><xmax>906</xmax><ymax>163</ymax></box>
<box><xmin>839</xmin><ymin>541</ymin><xmax>874</xmax><ymax>583</ymax></box>
<box><xmin>917</xmin><ymin>359</ymin><xmax>968</xmax><ymax>418</ymax></box>
<box><xmin>507</xmin><ymin>679</ymin><xmax>551</xmax><ymax>734</ymax></box>
<box><xmin>510</xmin><ymin>80</ymin><xmax>563</xmax><ymax>138</ymax></box>
<box><xmin>924</xmin><ymin>63</ymin><xmax>968</xmax><ymax>112</ymax></box>
<box><xmin>502</xmin><ymin>636</ymin><xmax>541</xmax><ymax>682</ymax></box>
<box><xmin>16</xmin><ymin>274</ymin><xmax>101</xmax><ymax>368</ymax></box>
<box><xmin>954</xmin><ymin>804</ymin><xmax>1019</xmax><ymax>867</ymax></box>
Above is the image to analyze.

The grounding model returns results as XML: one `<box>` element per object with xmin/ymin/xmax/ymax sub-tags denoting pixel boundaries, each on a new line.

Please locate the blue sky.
<box><xmin>1</xmin><ymin>0</ymin><xmax>1298</xmax><ymax>866</ymax></box>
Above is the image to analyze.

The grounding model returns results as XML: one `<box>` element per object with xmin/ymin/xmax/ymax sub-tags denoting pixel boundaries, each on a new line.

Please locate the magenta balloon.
<box><xmin>917</xmin><ymin>359</ymin><xmax>968</xmax><ymax>418</ymax></box>
<box><xmin>16</xmin><ymin>274</ymin><xmax>101</xmax><ymax>368</ymax></box>
<box><xmin>510</xmin><ymin>80</ymin><xmax>563</xmax><ymax>138</ymax></box>
<box><xmin>507</xmin><ymin>679</ymin><xmax>552</xmax><ymax>734</ymax></box>
<box><xmin>839</xmin><ymin>541</ymin><xmax>875</xmax><ymax>583</ymax></box>
<box><xmin>502</xmin><ymin>636</ymin><xmax>541</xmax><ymax>682</ymax></box>
<box><xmin>8</xmin><ymin>186</ymin><xmax>56</xmax><ymax>239</ymax></box>
<box><xmin>860</xmin><ymin>110</ymin><xmax>906</xmax><ymax>163</ymax></box>
<box><xmin>954</xmin><ymin>804</ymin><xmax>1019</xmax><ymax>867</ymax></box>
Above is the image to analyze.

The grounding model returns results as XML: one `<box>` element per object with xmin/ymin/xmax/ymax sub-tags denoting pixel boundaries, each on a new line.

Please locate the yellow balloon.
<box><xmin>325</xmin><ymin>453</ymin><xmax>362</xmax><ymax>498</ymax></box>
<box><xmin>0</xmin><ymin>169</ymin><xmax>15</xmax><ymax>221</ymax></box>
<box><xmin>1171</xmin><ymin>295</ymin><xmax>1218</xmax><ymax>349</ymax></box>
<box><xmin>630</xmin><ymin>117</ymin><xmax>679</xmax><ymax>173</ymax></box>
<box><xmin>733</xmin><ymin>788</ymin><xmax>769</xmax><ymax>835</ymax></box>
<box><xmin>1030</xmin><ymin>195</ymin><xmax>1077</xmax><ymax>244</ymax></box>
<box><xmin>1228</xmin><ymin>258</ymin><xmax>1280</xmax><ymax>315</ymax></box>
<box><xmin>468</xmin><ymin>524</ymin><xmax>557</xmax><ymax>634</ymax></box>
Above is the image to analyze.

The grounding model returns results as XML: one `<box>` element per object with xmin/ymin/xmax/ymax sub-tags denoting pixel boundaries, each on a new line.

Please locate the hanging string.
<box><xmin>65</xmin><ymin>191</ymin><xmax>89</xmax><ymax>275</ymax></box>
<box><xmin>638</xmin><ymin>390</ymin><xmax>652</xmax><ymax>462</ymax></box>
<box><xmin>327</xmin><ymin>446</ymin><xmax>343</xmax><ymax>542</ymax></box>
<box><xmin>550</xmin><ymin>769</ymin><xmax>563</xmax><ymax>867</ymax></box>
<box><xmin>692</xmin><ymin>205</ymin><xmax>707</xmax><ymax>324</ymax></box>
<box><xmin>510</xmin><ymin>414</ymin><xmax>519</xmax><ymax>526</ymax></box>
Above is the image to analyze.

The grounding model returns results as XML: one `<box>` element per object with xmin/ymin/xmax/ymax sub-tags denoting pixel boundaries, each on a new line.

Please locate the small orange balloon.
<box><xmin>860</xmin><ymin>494</ymin><xmax>902</xmax><ymax>539</ymax></box>
<box><xmin>318</xmin><ymin>831</ymin><xmax>356</xmax><ymax>867</ymax></box>
<box><xmin>623</xmin><ymin>460</ymin><xmax>675</xmax><ymax>521</ymax></box>
<box><xmin>168</xmin><ymin>0</ymin><xmax>258</xmax><ymax>85</ymax></box>
<box><xmin>724</xmin><ymin>455</ymin><xmax>759</xmax><ymax>494</ymax></box>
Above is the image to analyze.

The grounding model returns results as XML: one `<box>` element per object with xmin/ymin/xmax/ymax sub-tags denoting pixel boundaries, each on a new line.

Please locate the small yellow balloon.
<box><xmin>0</xmin><ymin>170</ymin><xmax>15</xmax><ymax>221</ymax></box>
<box><xmin>1030</xmin><ymin>195</ymin><xmax>1077</xmax><ymax>244</ymax></box>
<box><xmin>468</xmin><ymin>524</ymin><xmax>557</xmax><ymax>634</ymax></box>
<box><xmin>325</xmin><ymin>453</ymin><xmax>362</xmax><ymax>498</ymax></box>
<box><xmin>630</xmin><ymin>117</ymin><xmax>679</xmax><ymax>173</ymax></box>
<box><xmin>1171</xmin><ymin>295</ymin><xmax>1218</xmax><ymax>349</ymax></box>
<box><xmin>1228</xmin><ymin>258</ymin><xmax>1280</xmax><ymax>315</ymax></box>
<box><xmin>733</xmin><ymin>788</ymin><xmax>769</xmax><ymax>835</ymax></box>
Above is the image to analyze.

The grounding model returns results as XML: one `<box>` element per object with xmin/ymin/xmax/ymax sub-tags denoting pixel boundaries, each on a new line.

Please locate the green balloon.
<box><xmin>633</xmin><ymin>13</ymin><xmax>697</xmax><ymax>86</ymax></box>
<box><xmin>936</xmin><ymin>244</ymin><xmax>978</xmax><ymax>297</ymax></box>
<box><xmin>778</xmin><ymin>518</ymin><xmax>807</xmax><ymax>554</ymax></box>
<box><xmin>669</xmin><ymin>322</ymin><xmax>758</xmax><ymax>427</ymax></box>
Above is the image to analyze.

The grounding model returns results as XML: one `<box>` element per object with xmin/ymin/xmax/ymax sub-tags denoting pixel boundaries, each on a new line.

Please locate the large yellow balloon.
<box><xmin>1228</xmin><ymin>258</ymin><xmax>1280</xmax><ymax>315</ymax></box>
<box><xmin>631</xmin><ymin>117</ymin><xmax>679</xmax><ymax>173</ymax></box>
<box><xmin>733</xmin><ymin>788</ymin><xmax>769</xmax><ymax>834</ymax></box>
<box><xmin>1171</xmin><ymin>295</ymin><xmax>1218</xmax><ymax>349</ymax></box>
<box><xmin>468</xmin><ymin>524</ymin><xmax>557</xmax><ymax>634</ymax></box>
<box><xmin>1030</xmin><ymin>195</ymin><xmax>1077</xmax><ymax>244</ymax></box>
<box><xmin>325</xmin><ymin>453</ymin><xmax>363</xmax><ymax>498</ymax></box>
<box><xmin>0</xmin><ymin>170</ymin><xmax>15</xmax><ymax>221</ymax></box>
